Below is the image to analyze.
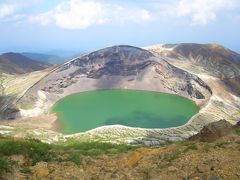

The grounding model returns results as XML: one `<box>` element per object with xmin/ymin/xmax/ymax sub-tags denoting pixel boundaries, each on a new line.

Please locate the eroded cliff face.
<box><xmin>16</xmin><ymin>45</ymin><xmax>211</xmax><ymax>117</ymax></box>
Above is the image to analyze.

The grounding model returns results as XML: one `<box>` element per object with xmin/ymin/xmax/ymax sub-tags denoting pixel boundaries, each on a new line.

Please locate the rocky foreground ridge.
<box><xmin>0</xmin><ymin>44</ymin><xmax>239</xmax><ymax>145</ymax></box>
<box><xmin>1</xmin><ymin>120</ymin><xmax>240</xmax><ymax>179</ymax></box>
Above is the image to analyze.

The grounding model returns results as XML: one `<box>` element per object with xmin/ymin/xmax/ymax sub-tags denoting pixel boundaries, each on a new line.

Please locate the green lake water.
<box><xmin>51</xmin><ymin>89</ymin><xmax>199</xmax><ymax>134</ymax></box>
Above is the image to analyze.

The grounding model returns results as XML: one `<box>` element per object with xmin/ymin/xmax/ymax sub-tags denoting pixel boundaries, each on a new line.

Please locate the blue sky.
<box><xmin>0</xmin><ymin>0</ymin><xmax>240</xmax><ymax>54</ymax></box>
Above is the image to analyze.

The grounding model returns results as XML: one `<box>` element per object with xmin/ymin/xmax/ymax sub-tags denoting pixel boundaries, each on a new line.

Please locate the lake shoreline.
<box><xmin>52</xmin><ymin>89</ymin><xmax>200</xmax><ymax>134</ymax></box>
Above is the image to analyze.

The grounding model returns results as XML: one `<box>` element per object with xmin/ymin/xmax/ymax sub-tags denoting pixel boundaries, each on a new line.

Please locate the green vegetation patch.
<box><xmin>235</xmin><ymin>128</ymin><xmax>240</xmax><ymax>136</ymax></box>
<box><xmin>0</xmin><ymin>157</ymin><xmax>9</xmax><ymax>174</ymax></box>
<box><xmin>54</xmin><ymin>139</ymin><xmax>136</xmax><ymax>157</ymax></box>
<box><xmin>163</xmin><ymin>149</ymin><xmax>182</xmax><ymax>162</ymax></box>
<box><xmin>0</xmin><ymin>136</ymin><xmax>135</xmax><ymax>175</ymax></box>
<box><xmin>0</xmin><ymin>138</ymin><xmax>52</xmax><ymax>165</ymax></box>
<box><xmin>203</xmin><ymin>144</ymin><xmax>213</xmax><ymax>152</ymax></box>
<box><xmin>20</xmin><ymin>167</ymin><xmax>32</xmax><ymax>174</ymax></box>
<box><xmin>67</xmin><ymin>152</ymin><xmax>82</xmax><ymax>165</ymax></box>
<box><xmin>183</xmin><ymin>143</ymin><xmax>198</xmax><ymax>152</ymax></box>
<box><xmin>213</xmin><ymin>141</ymin><xmax>230</xmax><ymax>148</ymax></box>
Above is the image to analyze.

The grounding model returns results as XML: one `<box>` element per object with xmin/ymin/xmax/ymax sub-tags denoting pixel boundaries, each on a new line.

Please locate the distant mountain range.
<box><xmin>0</xmin><ymin>50</ymin><xmax>86</xmax><ymax>75</ymax></box>
<box><xmin>0</xmin><ymin>52</ymin><xmax>52</xmax><ymax>74</ymax></box>
<box><xmin>21</xmin><ymin>52</ymin><xmax>66</xmax><ymax>65</ymax></box>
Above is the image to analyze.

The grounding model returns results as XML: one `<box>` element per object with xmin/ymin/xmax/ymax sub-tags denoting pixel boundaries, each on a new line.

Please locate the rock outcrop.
<box><xmin>189</xmin><ymin>119</ymin><xmax>236</xmax><ymax>142</ymax></box>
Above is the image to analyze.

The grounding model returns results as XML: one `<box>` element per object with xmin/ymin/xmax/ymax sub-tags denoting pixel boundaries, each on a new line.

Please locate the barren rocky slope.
<box><xmin>145</xmin><ymin>43</ymin><xmax>240</xmax><ymax>78</ymax></box>
<box><xmin>0</xmin><ymin>70</ymin><xmax>51</xmax><ymax>120</ymax></box>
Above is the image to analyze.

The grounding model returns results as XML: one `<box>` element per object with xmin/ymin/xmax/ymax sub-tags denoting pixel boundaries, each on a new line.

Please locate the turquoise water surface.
<box><xmin>51</xmin><ymin>89</ymin><xmax>199</xmax><ymax>134</ymax></box>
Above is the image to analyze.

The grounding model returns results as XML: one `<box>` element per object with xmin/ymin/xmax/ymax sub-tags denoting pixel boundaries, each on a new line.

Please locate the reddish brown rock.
<box><xmin>189</xmin><ymin>119</ymin><xmax>235</xmax><ymax>142</ymax></box>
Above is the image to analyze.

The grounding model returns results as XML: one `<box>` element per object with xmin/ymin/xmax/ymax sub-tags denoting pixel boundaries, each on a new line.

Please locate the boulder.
<box><xmin>189</xmin><ymin>119</ymin><xmax>235</xmax><ymax>142</ymax></box>
<box><xmin>233</xmin><ymin>119</ymin><xmax>240</xmax><ymax>128</ymax></box>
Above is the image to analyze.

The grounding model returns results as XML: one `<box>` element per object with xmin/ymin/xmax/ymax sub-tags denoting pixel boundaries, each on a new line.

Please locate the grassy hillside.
<box><xmin>0</xmin><ymin>136</ymin><xmax>135</xmax><ymax>176</ymax></box>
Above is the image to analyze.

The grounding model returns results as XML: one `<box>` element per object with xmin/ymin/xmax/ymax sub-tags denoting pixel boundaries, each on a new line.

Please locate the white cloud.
<box><xmin>29</xmin><ymin>0</ymin><xmax>152</xmax><ymax>29</ymax></box>
<box><xmin>175</xmin><ymin>0</ymin><xmax>239</xmax><ymax>25</ymax></box>
<box><xmin>1</xmin><ymin>0</ymin><xmax>239</xmax><ymax>28</ymax></box>
<box><xmin>0</xmin><ymin>3</ymin><xmax>17</xmax><ymax>20</ymax></box>
<box><xmin>0</xmin><ymin>1</ymin><xmax>43</xmax><ymax>22</ymax></box>
<box><xmin>29</xmin><ymin>12</ymin><xmax>53</xmax><ymax>26</ymax></box>
<box><xmin>54</xmin><ymin>1</ymin><xmax>109</xmax><ymax>29</ymax></box>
